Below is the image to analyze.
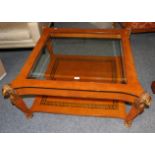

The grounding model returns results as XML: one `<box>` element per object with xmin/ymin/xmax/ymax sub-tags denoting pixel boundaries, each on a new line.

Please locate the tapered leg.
<box><xmin>2</xmin><ymin>84</ymin><xmax>33</xmax><ymax>118</ymax></box>
<box><xmin>124</xmin><ymin>92</ymin><xmax>151</xmax><ymax>127</ymax></box>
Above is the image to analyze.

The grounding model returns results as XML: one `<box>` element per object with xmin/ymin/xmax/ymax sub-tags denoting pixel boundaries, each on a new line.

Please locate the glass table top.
<box><xmin>28</xmin><ymin>37</ymin><xmax>126</xmax><ymax>83</ymax></box>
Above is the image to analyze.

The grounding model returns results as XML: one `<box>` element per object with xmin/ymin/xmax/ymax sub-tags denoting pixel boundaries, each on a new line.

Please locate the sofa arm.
<box><xmin>27</xmin><ymin>22</ymin><xmax>51</xmax><ymax>43</ymax></box>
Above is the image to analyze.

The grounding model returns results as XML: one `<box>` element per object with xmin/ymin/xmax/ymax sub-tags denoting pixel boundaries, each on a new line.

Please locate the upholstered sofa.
<box><xmin>0</xmin><ymin>22</ymin><xmax>50</xmax><ymax>48</ymax></box>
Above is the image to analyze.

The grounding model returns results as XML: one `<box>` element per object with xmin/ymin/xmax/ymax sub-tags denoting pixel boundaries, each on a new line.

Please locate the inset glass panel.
<box><xmin>28</xmin><ymin>37</ymin><xmax>126</xmax><ymax>83</ymax></box>
<box><xmin>52</xmin><ymin>38</ymin><xmax>121</xmax><ymax>56</ymax></box>
<box><xmin>29</xmin><ymin>47</ymin><xmax>50</xmax><ymax>79</ymax></box>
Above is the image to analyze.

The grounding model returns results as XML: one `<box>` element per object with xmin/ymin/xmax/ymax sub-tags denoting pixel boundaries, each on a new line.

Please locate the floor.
<box><xmin>0</xmin><ymin>24</ymin><xmax>155</xmax><ymax>132</ymax></box>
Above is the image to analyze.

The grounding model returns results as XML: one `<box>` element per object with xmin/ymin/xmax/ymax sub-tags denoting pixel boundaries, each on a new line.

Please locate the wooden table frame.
<box><xmin>2</xmin><ymin>28</ymin><xmax>151</xmax><ymax>127</ymax></box>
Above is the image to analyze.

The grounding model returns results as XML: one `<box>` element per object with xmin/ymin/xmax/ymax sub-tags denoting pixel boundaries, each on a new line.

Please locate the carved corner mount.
<box><xmin>135</xmin><ymin>92</ymin><xmax>152</xmax><ymax>110</ymax></box>
<box><xmin>2</xmin><ymin>84</ymin><xmax>14</xmax><ymax>99</ymax></box>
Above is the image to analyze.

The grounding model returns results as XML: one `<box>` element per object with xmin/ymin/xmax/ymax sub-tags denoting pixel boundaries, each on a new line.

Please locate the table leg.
<box><xmin>124</xmin><ymin>92</ymin><xmax>151</xmax><ymax>127</ymax></box>
<box><xmin>2</xmin><ymin>84</ymin><xmax>33</xmax><ymax>118</ymax></box>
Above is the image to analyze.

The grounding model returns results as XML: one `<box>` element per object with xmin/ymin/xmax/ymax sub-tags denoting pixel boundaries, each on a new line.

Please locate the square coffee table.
<box><xmin>2</xmin><ymin>28</ymin><xmax>151</xmax><ymax>127</ymax></box>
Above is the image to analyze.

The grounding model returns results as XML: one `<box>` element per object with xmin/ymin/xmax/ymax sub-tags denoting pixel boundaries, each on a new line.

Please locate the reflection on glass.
<box><xmin>28</xmin><ymin>37</ymin><xmax>126</xmax><ymax>83</ymax></box>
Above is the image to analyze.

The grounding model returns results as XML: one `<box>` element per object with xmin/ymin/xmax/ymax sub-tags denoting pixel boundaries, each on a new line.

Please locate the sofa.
<box><xmin>0</xmin><ymin>22</ymin><xmax>50</xmax><ymax>48</ymax></box>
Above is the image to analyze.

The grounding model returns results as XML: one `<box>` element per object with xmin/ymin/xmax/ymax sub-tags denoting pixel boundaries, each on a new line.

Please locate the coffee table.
<box><xmin>2</xmin><ymin>28</ymin><xmax>151</xmax><ymax>127</ymax></box>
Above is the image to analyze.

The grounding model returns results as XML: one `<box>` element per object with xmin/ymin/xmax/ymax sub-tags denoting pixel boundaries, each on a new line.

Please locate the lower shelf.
<box><xmin>31</xmin><ymin>96</ymin><xmax>127</xmax><ymax>119</ymax></box>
